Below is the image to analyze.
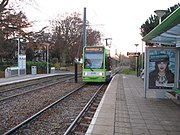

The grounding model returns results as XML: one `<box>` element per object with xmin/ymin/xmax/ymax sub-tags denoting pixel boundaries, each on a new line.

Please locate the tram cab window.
<box><xmin>84</xmin><ymin>53</ymin><xmax>104</xmax><ymax>69</ymax></box>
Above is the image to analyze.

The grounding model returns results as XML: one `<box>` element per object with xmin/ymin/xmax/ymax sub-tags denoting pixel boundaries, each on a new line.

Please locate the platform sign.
<box><xmin>18</xmin><ymin>55</ymin><xmax>26</xmax><ymax>69</ymax></box>
<box><xmin>127</xmin><ymin>52</ymin><xmax>140</xmax><ymax>57</ymax></box>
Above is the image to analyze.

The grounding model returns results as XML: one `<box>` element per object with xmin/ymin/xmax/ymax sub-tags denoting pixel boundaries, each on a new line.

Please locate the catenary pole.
<box><xmin>83</xmin><ymin>7</ymin><xmax>86</xmax><ymax>47</ymax></box>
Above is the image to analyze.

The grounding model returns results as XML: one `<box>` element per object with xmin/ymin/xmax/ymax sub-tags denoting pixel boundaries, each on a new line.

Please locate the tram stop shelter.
<box><xmin>142</xmin><ymin>7</ymin><xmax>180</xmax><ymax>98</ymax></box>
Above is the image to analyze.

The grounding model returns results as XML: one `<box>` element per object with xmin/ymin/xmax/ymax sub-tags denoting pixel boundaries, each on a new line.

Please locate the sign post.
<box><xmin>127</xmin><ymin>52</ymin><xmax>140</xmax><ymax>76</ymax></box>
<box><xmin>127</xmin><ymin>52</ymin><xmax>140</xmax><ymax>57</ymax></box>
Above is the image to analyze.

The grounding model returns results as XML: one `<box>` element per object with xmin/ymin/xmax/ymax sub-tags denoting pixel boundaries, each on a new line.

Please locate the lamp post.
<box><xmin>105</xmin><ymin>38</ymin><xmax>112</xmax><ymax>47</ymax></box>
<box><xmin>154</xmin><ymin>10</ymin><xmax>166</xmax><ymax>47</ymax></box>
<box><xmin>17</xmin><ymin>36</ymin><xmax>20</xmax><ymax>76</ymax></box>
<box><xmin>8</xmin><ymin>25</ymin><xmax>21</xmax><ymax>76</ymax></box>
<box><xmin>141</xmin><ymin>41</ymin><xmax>144</xmax><ymax>69</ymax></box>
<box><xmin>154</xmin><ymin>10</ymin><xmax>166</xmax><ymax>24</ymax></box>
<box><xmin>135</xmin><ymin>44</ymin><xmax>139</xmax><ymax>77</ymax></box>
<box><xmin>135</xmin><ymin>44</ymin><xmax>139</xmax><ymax>53</ymax></box>
<box><xmin>44</xmin><ymin>43</ymin><xmax>49</xmax><ymax>74</ymax></box>
<box><xmin>47</xmin><ymin>44</ymin><xmax>49</xmax><ymax>74</ymax></box>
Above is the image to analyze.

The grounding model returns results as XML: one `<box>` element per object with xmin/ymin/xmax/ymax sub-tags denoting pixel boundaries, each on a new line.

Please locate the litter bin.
<box><xmin>5</xmin><ymin>67</ymin><xmax>11</xmax><ymax>78</ymax></box>
<box><xmin>51</xmin><ymin>67</ymin><xmax>55</xmax><ymax>74</ymax></box>
<box><xmin>31</xmin><ymin>66</ymin><xmax>37</xmax><ymax>75</ymax></box>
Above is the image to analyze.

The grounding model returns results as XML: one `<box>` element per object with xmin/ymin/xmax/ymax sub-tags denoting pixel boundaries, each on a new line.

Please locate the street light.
<box><xmin>105</xmin><ymin>38</ymin><xmax>112</xmax><ymax>47</ymax></box>
<box><xmin>17</xmin><ymin>36</ymin><xmax>20</xmax><ymax>76</ymax></box>
<box><xmin>154</xmin><ymin>10</ymin><xmax>166</xmax><ymax>47</ymax></box>
<box><xmin>141</xmin><ymin>41</ymin><xmax>144</xmax><ymax>69</ymax></box>
<box><xmin>44</xmin><ymin>43</ymin><xmax>49</xmax><ymax>74</ymax></box>
<box><xmin>154</xmin><ymin>10</ymin><xmax>166</xmax><ymax>24</ymax></box>
<box><xmin>135</xmin><ymin>44</ymin><xmax>139</xmax><ymax>77</ymax></box>
<box><xmin>8</xmin><ymin>25</ymin><xmax>21</xmax><ymax>76</ymax></box>
<box><xmin>135</xmin><ymin>44</ymin><xmax>139</xmax><ymax>53</ymax></box>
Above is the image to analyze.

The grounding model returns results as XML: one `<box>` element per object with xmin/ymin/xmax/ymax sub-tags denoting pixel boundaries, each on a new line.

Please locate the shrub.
<box><xmin>121</xmin><ymin>69</ymin><xmax>136</xmax><ymax>74</ymax></box>
<box><xmin>26</xmin><ymin>61</ymin><xmax>49</xmax><ymax>74</ymax></box>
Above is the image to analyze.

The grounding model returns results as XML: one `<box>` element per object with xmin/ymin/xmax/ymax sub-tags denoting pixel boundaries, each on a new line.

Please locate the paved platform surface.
<box><xmin>86</xmin><ymin>74</ymin><xmax>180</xmax><ymax>135</ymax></box>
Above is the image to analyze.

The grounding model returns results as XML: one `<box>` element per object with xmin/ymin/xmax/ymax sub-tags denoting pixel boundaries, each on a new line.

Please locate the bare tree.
<box><xmin>0</xmin><ymin>0</ymin><xmax>32</xmax><ymax>61</ymax></box>
<box><xmin>0</xmin><ymin>0</ymin><xmax>8</xmax><ymax>13</ymax></box>
<box><xmin>51</xmin><ymin>12</ymin><xmax>101</xmax><ymax>65</ymax></box>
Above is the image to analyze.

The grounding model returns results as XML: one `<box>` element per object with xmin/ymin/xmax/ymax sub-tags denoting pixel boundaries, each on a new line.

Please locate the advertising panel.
<box><xmin>146</xmin><ymin>47</ymin><xmax>177</xmax><ymax>90</ymax></box>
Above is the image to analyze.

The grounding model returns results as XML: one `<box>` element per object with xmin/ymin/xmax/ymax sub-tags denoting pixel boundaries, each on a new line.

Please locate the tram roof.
<box><xmin>142</xmin><ymin>7</ymin><xmax>180</xmax><ymax>46</ymax></box>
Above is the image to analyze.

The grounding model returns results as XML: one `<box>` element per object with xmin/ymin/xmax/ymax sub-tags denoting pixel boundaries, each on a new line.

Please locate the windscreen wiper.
<box><xmin>89</xmin><ymin>67</ymin><xmax>94</xmax><ymax>71</ymax></box>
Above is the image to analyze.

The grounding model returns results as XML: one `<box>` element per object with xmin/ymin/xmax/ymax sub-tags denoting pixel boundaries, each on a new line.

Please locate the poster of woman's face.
<box><xmin>147</xmin><ymin>48</ymin><xmax>176</xmax><ymax>89</ymax></box>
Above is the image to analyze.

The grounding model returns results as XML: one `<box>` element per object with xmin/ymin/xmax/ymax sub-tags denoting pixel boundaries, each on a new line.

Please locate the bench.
<box><xmin>166</xmin><ymin>88</ymin><xmax>180</xmax><ymax>106</ymax></box>
<box><xmin>174</xmin><ymin>89</ymin><xmax>180</xmax><ymax>100</ymax></box>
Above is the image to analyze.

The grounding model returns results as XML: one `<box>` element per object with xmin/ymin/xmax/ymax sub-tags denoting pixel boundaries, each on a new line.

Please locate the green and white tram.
<box><xmin>82</xmin><ymin>46</ymin><xmax>113</xmax><ymax>82</ymax></box>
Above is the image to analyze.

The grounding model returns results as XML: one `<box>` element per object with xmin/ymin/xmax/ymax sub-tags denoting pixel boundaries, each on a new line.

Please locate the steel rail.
<box><xmin>64</xmin><ymin>84</ymin><xmax>104</xmax><ymax>135</ymax></box>
<box><xmin>3</xmin><ymin>83</ymin><xmax>86</xmax><ymax>135</ymax></box>
<box><xmin>0</xmin><ymin>76</ymin><xmax>75</xmax><ymax>102</ymax></box>
<box><xmin>0</xmin><ymin>74</ymin><xmax>73</xmax><ymax>93</ymax></box>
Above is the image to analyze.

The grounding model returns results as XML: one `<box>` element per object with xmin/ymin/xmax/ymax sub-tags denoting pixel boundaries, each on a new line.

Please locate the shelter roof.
<box><xmin>142</xmin><ymin>7</ymin><xmax>180</xmax><ymax>47</ymax></box>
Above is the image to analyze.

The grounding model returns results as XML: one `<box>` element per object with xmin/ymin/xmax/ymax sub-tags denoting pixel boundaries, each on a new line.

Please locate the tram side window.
<box><xmin>106</xmin><ymin>56</ymin><xmax>111</xmax><ymax>71</ymax></box>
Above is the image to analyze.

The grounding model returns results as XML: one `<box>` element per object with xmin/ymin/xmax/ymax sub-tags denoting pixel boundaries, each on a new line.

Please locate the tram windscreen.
<box><xmin>84</xmin><ymin>47</ymin><xmax>104</xmax><ymax>69</ymax></box>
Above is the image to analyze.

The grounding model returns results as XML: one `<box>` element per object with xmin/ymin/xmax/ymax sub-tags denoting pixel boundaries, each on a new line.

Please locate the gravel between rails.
<box><xmin>0</xmin><ymin>81</ymin><xmax>84</xmax><ymax>134</ymax></box>
<box><xmin>0</xmin><ymin>75</ymin><xmax>77</xmax><ymax>101</ymax></box>
<box><xmin>13</xmin><ymin>84</ymin><xmax>101</xmax><ymax>135</ymax></box>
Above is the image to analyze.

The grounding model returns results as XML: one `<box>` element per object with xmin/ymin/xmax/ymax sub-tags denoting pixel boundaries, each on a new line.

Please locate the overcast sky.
<box><xmin>20</xmin><ymin>0</ymin><xmax>180</xmax><ymax>55</ymax></box>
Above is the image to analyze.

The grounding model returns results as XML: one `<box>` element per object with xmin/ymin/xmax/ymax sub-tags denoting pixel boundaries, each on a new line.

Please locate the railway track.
<box><xmin>2</xmin><ymin>83</ymin><xmax>107</xmax><ymax>135</ymax></box>
<box><xmin>0</xmin><ymin>74</ymin><xmax>79</xmax><ymax>101</ymax></box>
<box><xmin>64</xmin><ymin>84</ymin><xmax>107</xmax><ymax>134</ymax></box>
<box><xmin>0</xmin><ymin>75</ymin><xmax>83</xmax><ymax>134</ymax></box>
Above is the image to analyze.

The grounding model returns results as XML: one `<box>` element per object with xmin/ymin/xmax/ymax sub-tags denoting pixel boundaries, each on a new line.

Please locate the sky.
<box><xmin>19</xmin><ymin>0</ymin><xmax>180</xmax><ymax>56</ymax></box>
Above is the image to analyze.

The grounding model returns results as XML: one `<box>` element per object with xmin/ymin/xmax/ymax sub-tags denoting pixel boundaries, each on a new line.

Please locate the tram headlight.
<box><xmin>99</xmin><ymin>72</ymin><xmax>104</xmax><ymax>76</ymax></box>
<box><xmin>83</xmin><ymin>72</ymin><xmax>88</xmax><ymax>76</ymax></box>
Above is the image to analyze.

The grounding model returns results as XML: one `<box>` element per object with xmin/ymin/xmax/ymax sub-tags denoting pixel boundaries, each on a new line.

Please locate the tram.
<box><xmin>82</xmin><ymin>46</ymin><xmax>118</xmax><ymax>82</ymax></box>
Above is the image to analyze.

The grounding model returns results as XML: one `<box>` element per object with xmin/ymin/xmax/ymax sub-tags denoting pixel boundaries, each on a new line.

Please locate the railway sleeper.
<box><xmin>84</xmin><ymin>116</ymin><xmax>92</xmax><ymax>120</ymax></box>
<box><xmin>79</xmin><ymin>123</ymin><xmax>90</xmax><ymax>127</ymax></box>
<box><xmin>92</xmin><ymin>103</ymin><xmax>99</xmax><ymax>106</ymax></box>
<box><xmin>74</xmin><ymin>131</ymin><xmax>86</xmax><ymax>135</ymax></box>
<box><xmin>89</xmin><ymin>106</ymin><xmax>97</xmax><ymax>111</ymax></box>
<box><xmin>86</xmin><ymin>111</ymin><xmax>95</xmax><ymax>114</ymax></box>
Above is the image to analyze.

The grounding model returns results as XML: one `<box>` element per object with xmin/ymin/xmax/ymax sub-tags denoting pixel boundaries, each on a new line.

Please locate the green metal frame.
<box><xmin>142</xmin><ymin>7</ymin><xmax>180</xmax><ymax>44</ymax></box>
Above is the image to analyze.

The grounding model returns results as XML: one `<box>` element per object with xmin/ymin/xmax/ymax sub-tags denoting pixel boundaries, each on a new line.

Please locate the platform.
<box><xmin>0</xmin><ymin>72</ymin><xmax>74</xmax><ymax>86</ymax></box>
<box><xmin>86</xmin><ymin>74</ymin><xmax>180</xmax><ymax>135</ymax></box>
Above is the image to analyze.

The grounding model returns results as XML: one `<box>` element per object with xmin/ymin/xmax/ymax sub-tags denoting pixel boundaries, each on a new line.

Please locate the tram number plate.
<box><xmin>91</xmin><ymin>72</ymin><xmax>96</xmax><ymax>75</ymax></box>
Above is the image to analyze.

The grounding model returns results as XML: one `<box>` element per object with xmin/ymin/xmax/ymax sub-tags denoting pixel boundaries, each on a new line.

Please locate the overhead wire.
<box><xmin>87</xmin><ymin>6</ymin><xmax>110</xmax><ymax>43</ymax></box>
<box><xmin>16</xmin><ymin>0</ymin><xmax>55</xmax><ymax>30</ymax></box>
